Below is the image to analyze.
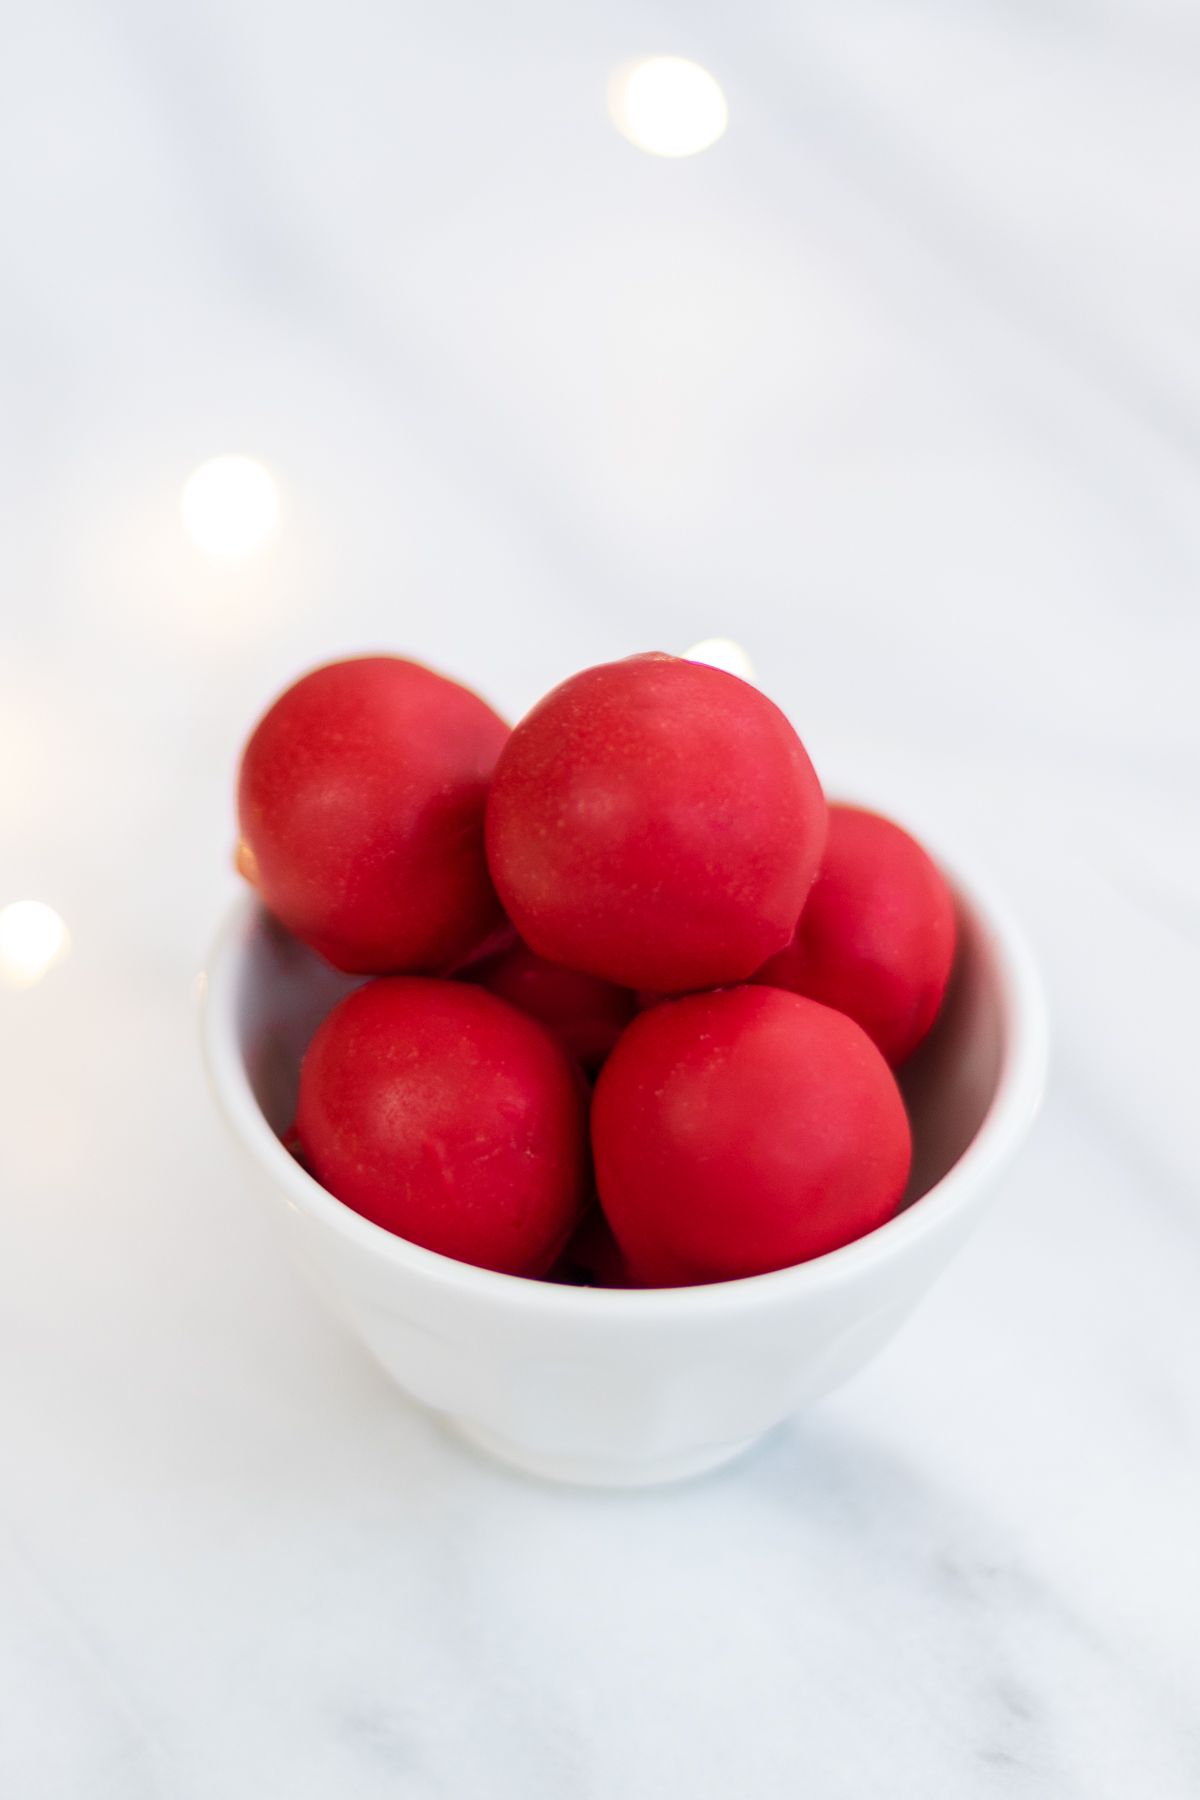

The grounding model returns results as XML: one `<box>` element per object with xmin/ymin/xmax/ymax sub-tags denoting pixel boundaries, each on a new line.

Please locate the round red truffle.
<box><xmin>485</xmin><ymin>653</ymin><xmax>826</xmax><ymax>993</ymax></box>
<box><xmin>238</xmin><ymin>656</ymin><xmax>508</xmax><ymax>974</ymax></box>
<box><xmin>592</xmin><ymin>986</ymin><xmax>911</xmax><ymax>1285</ymax></box>
<box><xmin>755</xmin><ymin>804</ymin><xmax>957</xmax><ymax>1066</ymax></box>
<box><xmin>473</xmin><ymin>941</ymin><xmax>636</xmax><ymax>1074</ymax></box>
<box><xmin>295</xmin><ymin>979</ymin><xmax>587</xmax><ymax>1277</ymax></box>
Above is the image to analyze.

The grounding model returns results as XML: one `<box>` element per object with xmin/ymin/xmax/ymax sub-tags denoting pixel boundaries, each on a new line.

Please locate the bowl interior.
<box><xmin>231</xmin><ymin>890</ymin><xmax>1005</xmax><ymax>1222</ymax></box>
<box><xmin>896</xmin><ymin>894</ymin><xmax>1004</xmax><ymax>1207</ymax></box>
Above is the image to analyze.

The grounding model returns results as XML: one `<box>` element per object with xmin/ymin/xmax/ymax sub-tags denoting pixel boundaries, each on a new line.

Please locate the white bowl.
<box><xmin>200</xmin><ymin>837</ymin><xmax>1047</xmax><ymax>1488</ymax></box>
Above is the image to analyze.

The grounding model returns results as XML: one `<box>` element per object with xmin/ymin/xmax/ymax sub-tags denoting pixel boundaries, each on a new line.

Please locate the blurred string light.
<box><xmin>181</xmin><ymin>455</ymin><xmax>279</xmax><ymax>558</ymax></box>
<box><xmin>685</xmin><ymin>638</ymin><xmax>755</xmax><ymax>681</ymax></box>
<box><xmin>0</xmin><ymin>901</ymin><xmax>71</xmax><ymax>989</ymax></box>
<box><xmin>609</xmin><ymin>56</ymin><xmax>729</xmax><ymax>158</ymax></box>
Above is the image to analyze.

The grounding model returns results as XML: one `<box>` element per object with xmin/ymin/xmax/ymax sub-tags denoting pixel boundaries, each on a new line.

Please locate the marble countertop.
<box><xmin>2</xmin><ymin>2</ymin><xmax>1198</xmax><ymax>1794</ymax></box>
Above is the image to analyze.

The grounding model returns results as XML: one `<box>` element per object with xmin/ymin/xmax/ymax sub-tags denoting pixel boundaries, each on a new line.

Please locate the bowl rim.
<box><xmin>199</xmin><ymin>831</ymin><xmax>1048</xmax><ymax>1319</ymax></box>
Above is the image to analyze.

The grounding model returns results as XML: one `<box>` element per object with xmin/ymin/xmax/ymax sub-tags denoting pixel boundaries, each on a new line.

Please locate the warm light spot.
<box><xmin>180</xmin><ymin>455</ymin><xmax>279</xmax><ymax>558</ymax></box>
<box><xmin>0</xmin><ymin>901</ymin><xmax>71</xmax><ymax>989</ymax></box>
<box><xmin>235</xmin><ymin>840</ymin><xmax>259</xmax><ymax>885</ymax></box>
<box><xmin>609</xmin><ymin>57</ymin><xmax>729</xmax><ymax>158</ymax></box>
<box><xmin>685</xmin><ymin>637</ymin><xmax>755</xmax><ymax>681</ymax></box>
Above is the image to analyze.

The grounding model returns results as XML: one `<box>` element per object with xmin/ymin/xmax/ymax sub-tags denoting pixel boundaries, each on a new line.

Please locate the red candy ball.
<box><xmin>592</xmin><ymin>986</ymin><xmax>911</xmax><ymax>1285</ymax></box>
<box><xmin>473</xmin><ymin>941</ymin><xmax>635</xmax><ymax>1074</ymax></box>
<box><xmin>238</xmin><ymin>656</ymin><xmax>508</xmax><ymax>975</ymax></box>
<box><xmin>755</xmin><ymin>804</ymin><xmax>957</xmax><ymax>1066</ymax></box>
<box><xmin>295</xmin><ymin>979</ymin><xmax>586</xmax><ymax>1277</ymax></box>
<box><xmin>485</xmin><ymin>653</ymin><xmax>826</xmax><ymax>993</ymax></box>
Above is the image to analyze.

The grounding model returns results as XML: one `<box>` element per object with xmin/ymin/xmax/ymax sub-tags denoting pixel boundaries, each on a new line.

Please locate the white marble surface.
<box><xmin>2</xmin><ymin>2</ymin><xmax>1199</xmax><ymax>1794</ymax></box>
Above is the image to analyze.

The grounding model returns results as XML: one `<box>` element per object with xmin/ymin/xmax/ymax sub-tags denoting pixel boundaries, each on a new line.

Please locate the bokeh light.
<box><xmin>0</xmin><ymin>901</ymin><xmax>71</xmax><ymax>989</ymax></box>
<box><xmin>685</xmin><ymin>637</ymin><xmax>755</xmax><ymax>681</ymax></box>
<box><xmin>180</xmin><ymin>455</ymin><xmax>279</xmax><ymax>558</ymax></box>
<box><xmin>609</xmin><ymin>56</ymin><xmax>729</xmax><ymax>158</ymax></box>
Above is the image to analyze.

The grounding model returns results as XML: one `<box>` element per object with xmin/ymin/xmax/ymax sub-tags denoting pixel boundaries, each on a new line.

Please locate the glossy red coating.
<box><xmin>238</xmin><ymin>656</ymin><xmax>508</xmax><ymax>974</ymax></box>
<box><xmin>295</xmin><ymin>978</ymin><xmax>587</xmax><ymax>1276</ymax></box>
<box><xmin>485</xmin><ymin>654</ymin><xmax>826</xmax><ymax>992</ymax></box>
<box><xmin>755</xmin><ymin>805</ymin><xmax>957</xmax><ymax>1065</ymax></box>
<box><xmin>592</xmin><ymin>986</ymin><xmax>911</xmax><ymax>1284</ymax></box>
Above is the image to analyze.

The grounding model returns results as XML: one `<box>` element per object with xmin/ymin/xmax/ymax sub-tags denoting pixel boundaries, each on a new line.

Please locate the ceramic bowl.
<box><xmin>200</xmin><ymin>827</ymin><xmax>1046</xmax><ymax>1487</ymax></box>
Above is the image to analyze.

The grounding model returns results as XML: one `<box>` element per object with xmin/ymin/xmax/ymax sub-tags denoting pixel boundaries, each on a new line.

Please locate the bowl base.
<box><xmin>449</xmin><ymin>1417</ymin><xmax>758</xmax><ymax>1488</ymax></box>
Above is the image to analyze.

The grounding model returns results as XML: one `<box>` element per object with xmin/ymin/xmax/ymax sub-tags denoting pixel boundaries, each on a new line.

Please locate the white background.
<box><xmin>1</xmin><ymin>3</ymin><xmax>1198</xmax><ymax>1794</ymax></box>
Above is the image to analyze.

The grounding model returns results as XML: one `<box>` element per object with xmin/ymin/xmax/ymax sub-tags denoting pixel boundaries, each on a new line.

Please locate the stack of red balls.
<box><xmin>236</xmin><ymin>653</ymin><xmax>956</xmax><ymax>1287</ymax></box>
